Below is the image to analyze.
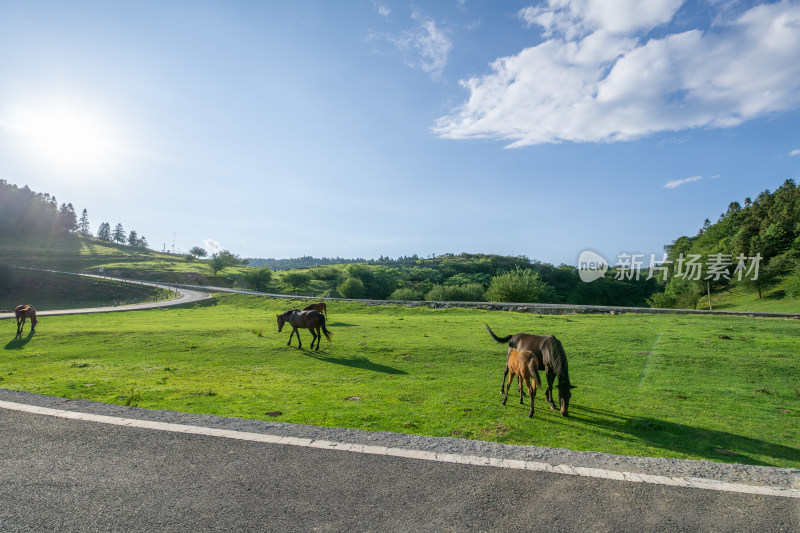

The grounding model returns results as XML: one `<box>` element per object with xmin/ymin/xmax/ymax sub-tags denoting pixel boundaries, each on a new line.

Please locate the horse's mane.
<box><xmin>545</xmin><ymin>336</ymin><xmax>570</xmax><ymax>384</ymax></box>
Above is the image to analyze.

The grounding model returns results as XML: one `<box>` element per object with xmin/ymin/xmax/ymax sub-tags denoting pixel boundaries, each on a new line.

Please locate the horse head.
<box><xmin>556</xmin><ymin>382</ymin><xmax>576</xmax><ymax>417</ymax></box>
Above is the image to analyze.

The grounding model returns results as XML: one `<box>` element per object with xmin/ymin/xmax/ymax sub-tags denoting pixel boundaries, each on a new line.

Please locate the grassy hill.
<box><xmin>698</xmin><ymin>277</ymin><xmax>800</xmax><ymax>313</ymax></box>
<box><xmin>0</xmin><ymin>268</ymin><xmax>175</xmax><ymax>311</ymax></box>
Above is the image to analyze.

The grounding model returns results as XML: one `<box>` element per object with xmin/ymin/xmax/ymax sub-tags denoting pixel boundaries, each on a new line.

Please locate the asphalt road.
<box><xmin>1</xmin><ymin>392</ymin><xmax>798</xmax><ymax>532</ymax></box>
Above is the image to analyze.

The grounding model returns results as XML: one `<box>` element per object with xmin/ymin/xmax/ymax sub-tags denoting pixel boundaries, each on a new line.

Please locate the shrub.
<box><xmin>484</xmin><ymin>267</ymin><xmax>551</xmax><ymax>303</ymax></box>
<box><xmin>242</xmin><ymin>266</ymin><xmax>273</xmax><ymax>292</ymax></box>
<box><xmin>337</xmin><ymin>277</ymin><xmax>365</xmax><ymax>299</ymax></box>
<box><xmin>282</xmin><ymin>271</ymin><xmax>311</xmax><ymax>291</ymax></box>
<box><xmin>389</xmin><ymin>287</ymin><xmax>423</xmax><ymax>301</ymax></box>
<box><xmin>647</xmin><ymin>292</ymin><xmax>678</xmax><ymax>309</ymax></box>
<box><xmin>424</xmin><ymin>283</ymin><xmax>485</xmax><ymax>302</ymax></box>
<box><xmin>786</xmin><ymin>269</ymin><xmax>800</xmax><ymax>298</ymax></box>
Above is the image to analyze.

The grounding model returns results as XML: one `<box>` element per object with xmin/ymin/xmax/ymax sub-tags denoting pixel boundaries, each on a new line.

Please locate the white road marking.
<box><xmin>2</xmin><ymin>399</ymin><xmax>798</xmax><ymax>499</ymax></box>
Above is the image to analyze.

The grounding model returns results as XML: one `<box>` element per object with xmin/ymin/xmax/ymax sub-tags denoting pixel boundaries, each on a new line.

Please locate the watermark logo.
<box><xmin>577</xmin><ymin>250</ymin><xmax>608</xmax><ymax>283</ymax></box>
<box><xmin>577</xmin><ymin>250</ymin><xmax>762</xmax><ymax>283</ymax></box>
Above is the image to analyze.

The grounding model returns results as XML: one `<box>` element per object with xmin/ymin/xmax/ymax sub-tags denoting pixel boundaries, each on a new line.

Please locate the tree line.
<box><xmin>0</xmin><ymin>180</ymin><xmax>149</xmax><ymax>249</ymax></box>
<box><xmin>648</xmin><ymin>178</ymin><xmax>800</xmax><ymax>308</ymax></box>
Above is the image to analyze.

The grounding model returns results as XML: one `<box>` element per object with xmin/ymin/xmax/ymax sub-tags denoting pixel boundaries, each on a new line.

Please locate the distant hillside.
<box><xmin>246</xmin><ymin>256</ymin><xmax>369</xmax><ymax>270</ymax></box>
<box><xmin>649</xmin><ymin>178</ymin><xmax>800</xmax><ymax>309</ymax></box>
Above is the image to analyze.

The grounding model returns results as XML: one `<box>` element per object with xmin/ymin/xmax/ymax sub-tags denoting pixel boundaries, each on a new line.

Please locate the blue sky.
<box><xmin>1</xmin><ymin>0</ymin><xmax>799</xmax><ymax>266</ymax></box>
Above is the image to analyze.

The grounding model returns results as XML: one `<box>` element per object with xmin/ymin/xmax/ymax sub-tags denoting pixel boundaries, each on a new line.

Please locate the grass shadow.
<box><xmin>571</xmin><ymin>405</ymin><xmax>800</xmax><ymax>467</ymax></box>
<box><xmin>304</xmin><ymin>351</ymin><xmax>407</xmax><ymax>375</ymax></box>
<box><xmin>327</xmin><ymin>322</ymin><xmax>358</xmax><ymax>327</ymax></box>
<box><xmin>4</xmin><ymin>331</ymin><xmax>35</xmax><ymax>350</ymax></box>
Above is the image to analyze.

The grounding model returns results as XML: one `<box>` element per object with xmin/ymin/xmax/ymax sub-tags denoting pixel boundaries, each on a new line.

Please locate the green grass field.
<box><xmin>3</xmin><ymin>294</ymin><xmax>798</xmax><ymax>468</ymax></box>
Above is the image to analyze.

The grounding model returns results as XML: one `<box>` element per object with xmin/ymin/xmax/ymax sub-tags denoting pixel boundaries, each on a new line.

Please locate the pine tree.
<box><xmin>58</xmin><ymin>203</ymin><xmax>78</xmax><ymax>233</ymax></box>
<box><xmin>112</xmin><ymin>223</ymin><xmax>126</xmax><ymax>244</ymax></box>
<box><xmin>78</xmin><ymin>209</ymin><xmax>91</xmax><ymax>236</ymax></box>
<box><xmin>97</xmin><ymin>222</ymin><xmax>111</xmax><ymax>241</ymax></box>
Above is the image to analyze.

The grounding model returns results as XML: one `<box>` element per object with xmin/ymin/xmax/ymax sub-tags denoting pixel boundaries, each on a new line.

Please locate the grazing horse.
<box><xmin>503</xmin><ymin>348</ymin><xmax>541</xmax><ymax>417</ymax></box>
<box><xmin>485</xmin><ymin>324</ymin><xmax>576</xmax><ymax>417</ymax></box>
<box><xmin>303</xmin><ymin>302</ymin><xmax>327</xmax><ymax>318</ymax></box>
<box><xmin>15</xmin><ymin>304</ymin><xmax>38</xmax><ymax>335</ymax></box>
<box><xmin>277</xmin><ymin>308</ymin><xmax>332</xmax><ymax>350</ymax></box>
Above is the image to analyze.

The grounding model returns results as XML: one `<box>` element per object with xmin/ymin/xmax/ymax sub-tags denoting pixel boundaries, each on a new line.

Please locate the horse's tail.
<box><xmin>320</xmin><ymin>315</ymin><xmax>333</xmax><ymax>342</ymax></box>
<box><xmin>484</xmin><ymin>324</ymin><xmax>513</xmax><ymax>344</ymax></box>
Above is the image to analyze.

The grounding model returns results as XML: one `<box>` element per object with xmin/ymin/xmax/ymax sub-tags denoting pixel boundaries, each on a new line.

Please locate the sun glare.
<box><xmin>4</xmin><ymin>100</ymin><xmax>120</xmax><ymax>174</ymax></box>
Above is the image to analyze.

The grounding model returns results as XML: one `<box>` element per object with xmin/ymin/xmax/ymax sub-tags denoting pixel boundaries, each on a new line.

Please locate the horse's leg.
<box><xmin>310</xmin><ymin>327</ymin><xmax>319</xmax><ymax>350</ymax></box>
<box><xmin>502</xmin><ymin>373</ymin><xmax>513</xmax><ymax>405</ymax></box>
<box><xmin>16</xmin><ymin>316</ymin><xmax>22</xmax><ymax>335</ymax></box>
<box><xmin>288</xmin><ymin>327</ymin><xmax>298</xmax><ymax>347</ymax></box>
<box><xmin>501</xmin><ymin>364</ymin><xmax>509</xmax><ymax>394</ymax></box>
<box><xmin>545</xmin><ymin>369</ymin><xmax>557</xmax><ymax>410</ymax></box>
<box><xmin>525</xmin><ymin>374</ymin><xmax>536</xmax><ymax>417</ymax></box>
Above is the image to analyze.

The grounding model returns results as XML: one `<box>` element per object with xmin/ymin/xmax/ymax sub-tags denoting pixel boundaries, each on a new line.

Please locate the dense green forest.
<box><xmin>648</xmin><ymin>178</ymin><xmax>800</xmax><ymax>308</ymax></box>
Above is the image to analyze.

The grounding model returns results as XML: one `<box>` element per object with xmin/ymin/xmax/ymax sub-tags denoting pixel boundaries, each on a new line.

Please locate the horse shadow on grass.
<box><xmin>5</xmin><ymin>331</ymin><xmax>35</xmax><ymax>350</ymax></box>
<box><xmin>303</xmin><ymin>351</ymin><xmax>407</xmax><ymax>375</ymax></box>
<box><xmin>569</xmin><ymin>405</ymin><xmax>800</xmax><ymax>467</ymax></box>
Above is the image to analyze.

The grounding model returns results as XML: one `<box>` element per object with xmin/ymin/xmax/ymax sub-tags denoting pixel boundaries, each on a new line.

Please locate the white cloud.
<box><xmin>374</xmin><ymin>2</ymin><xmax>390</xmax><ymax>18</ymax></box>
<box><xmin>790</xmin><ymin>148</ymin><xmax>800</xmax><ymax>156</ymax></box>
<box><xmin>390</xmin><ymin>10</ymin><xmax>452</xmax><ymax>79</ymax></box>
<box><xmin>664</xmin><ymin>175</ymin><xmax>702</xmax><ymax>189</ymax></box>
<box><xmin>519</xmin><ymin>0</ymin><xmax>683</xmax><ymax>37</ymax></box>
<box><xmin>436</xmin><ymin>1</ymin><xmax>800</xmax><ymax>147</ymax></box>
<box><xmin>204</xmin><ymin>238</ymin><xmax>223</xmax><ymax>254</ymax></box>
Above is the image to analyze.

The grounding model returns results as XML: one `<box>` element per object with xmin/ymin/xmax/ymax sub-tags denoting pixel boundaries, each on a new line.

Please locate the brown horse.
<box><xmin>277</xmin><ymin>308</ymin><xmax>332</xmax><ymax>350</ymax></box>
<box><xmin>485</xmin><ymin>324</ymin><xmax>575</xmax><ymax>417</ymax></box>
<box><xmin>15</xmin><ymin>304</ymin><xmax>38</xmax><ymax>335</ymax></box>
<box><xmin>303</xmin><ymin>302</ymin><xmax>327</xmax><ymax>318</ymax></box>
<box><xmin>503</xmin><ymin>348</ymin><xmax>541</xmax><ymax>417</ymax></box>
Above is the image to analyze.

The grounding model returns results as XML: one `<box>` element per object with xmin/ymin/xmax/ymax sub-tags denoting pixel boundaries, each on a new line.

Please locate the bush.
<box><xmin>424</xmin><ymin>283</ymin><xmax>485</xmax><ymax>302</ymax></box>
<box><xmin>242</xmin><ymin>266</ymin><xmax>273</xmax><ymax>292</ymax></box>
<box><xmin>282</xmin><ymin>271</ymin><xmax>311</xmax><ymax>291</ymax></box>
<box><xmin>389</xmin><ymin>287</ymin><xmax>423</xmax><ymax>301</ymax></box>
<box><xmin>646</xmin><ymin>292</ymin><xmax>678</xmax><ymax>309</ymax></box>
<box><xmin>484</xmin><ymin>267</ymin><xmax>551</xmax><ymax>303</ymax></box>
<box><xmin>308</xmin><ymin>265</ymin><xmax>342</xmax><ymax>281</ymax></box>
<box><xmin>786</xmin><ymin>269</ymin><xmax>800</xmax><ymax>298</ymax></box>
<box><xmin>647</xmin><ymin>277</ymin><xmax>701</xmax><ymax>309</ymax></box>
<box><xmin>337</xmin><ymin>277</ymin><xmax>365</xmax><ymax>299</ymax></box>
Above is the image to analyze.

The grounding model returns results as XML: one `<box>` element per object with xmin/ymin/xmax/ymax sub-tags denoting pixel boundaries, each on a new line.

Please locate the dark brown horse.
<box><xmin>485</xmin><ymin>324</ymin><xmax>575</xmax><ymax>416</ymax></box>
<box><xmin>277</xmin><ymin>308</ymin><xmax>332</xmax><ymax>350</ymax></box>
<box><xmin>15</xmin><ymin>304</ymin><xmax>38</xmax><ymax>335</ymax></box>
<box><xmin>303</xmin><ymin>302</ymin><xmax>327</xmax><ymax>318</ymax></box>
